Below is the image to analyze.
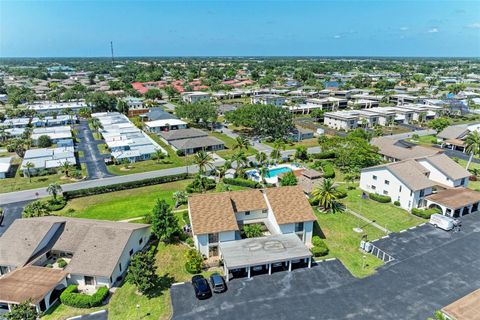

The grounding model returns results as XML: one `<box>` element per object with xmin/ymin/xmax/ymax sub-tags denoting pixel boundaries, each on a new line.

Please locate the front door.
<box><xmin>84</xmin><ymin>276</ymin><xmax>95</xmax><ymax>286</ymax></box>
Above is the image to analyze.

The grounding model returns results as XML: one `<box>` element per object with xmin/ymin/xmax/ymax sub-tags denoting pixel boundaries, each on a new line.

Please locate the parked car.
<box><xmin>192</xmin><ymin>275</ymin><xmax>212</xmax><ymax>299</ymax></box>
<box><xmin>210</xmin><ymin>273</ymin><xmax>226</xmax><ymax>293</ymax></box>
<box><xmin>429</xmin><ymin>214</ymin><xmax>455</xmax><ymax>231</ymax></box>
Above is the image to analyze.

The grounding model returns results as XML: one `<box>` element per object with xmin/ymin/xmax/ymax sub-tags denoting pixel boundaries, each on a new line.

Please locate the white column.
<box><xmin>288</xmin><ymin>261</ymin><xmax>292</xmax><ymax>272</ymax></box>
<box><xmin>268</xmin><ymin>264</ymin><xmax>272</xmax><ymax>275</ymax></box>
<box><xmin>308</xmin><ymin>257</ymin><xmax>312</xmax><ymax>268</ymax></box>
<box><xmin>247</xmin><ymin>266</ymin><xmax>251</xmax><ymax>278</ymax></box>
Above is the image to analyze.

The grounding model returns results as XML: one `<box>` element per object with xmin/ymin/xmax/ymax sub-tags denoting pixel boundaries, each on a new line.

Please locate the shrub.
<box><xmin>223</xmin><ymin>177</ymin><xmax>260</xmax><ymax>189</ymax></box>
<box><xmin>411</xmin><ymin>207</ymin><xmax>441</xmax><ymax>219</ymax></box>
<box><xmin>47</xmin><ymin>198</ymin><xmax>67</xmax><ymax>211</ymax></box>
<box><xmin>242</xmin><ymin>224</ymin><xmax>263</xmax><ymax>238</ymax></box>
<box><xmin>368</xmin><ymin>193</ymin><xmax>391</xmax><ymax>203</ymax></box>
<box><xmin>176</xmin><ymin>149</ymin><xmax>185</xmax><ymax>156</ymax></box>
<box><xmin>336</xmin><ymin>187</ymin><xmax>347</xmax><ymax>199</ymax></box>
<box><xmin>186</xmin><ymin>237</ymin><xmax>194</xmax><ymax>247</ymax></box>
<box><xmin>184</xmin><ymin>249</ymin><xmax>203</xmax><ymax>274</ymax></box>
<box><xmin>182</xmin><ymin>210</ymin><xmax>190</xmax><ymax>224</ymax></box>
<box><xmin>37</xmin><ymin>135</ymin><xmax>53</xmax><ymax>148</ymax></box>
<box><xmin>469</xmin><ymin>175</ymin><xmax>478</xmax><ymax>181</ymax></box>
<box><xmin>321</xmin><ymin>162</ymin><xmax>335</xmax><ymax>179</ymax></box>
<box><xmin>311</xmin><ymin>151</ymin><xmax>336</xmax><ymax>160</ymax></box>
<box><xmin>63</xmin><ymin>173</ymin><xmax>189</xmax><ymax>199</ymax></box>
<box><xmin>60</xmin><ymin>285</ymin><xmax>109</xmax><ymax>308</ymax></box>
<box><xmin>311</xmin><ymin>241</ymin><xmax>329</xmax><ymax>257</ymax></box>
<box><xmin>311</xmin><ymin>235</ymin><xmax>323</xmax><ymax>247</ymax></box>
<box><xmin>185</xmin><ymin>176</ymin><xmax>216</xmax><ymax>193</ymax></box>
<box><xmin>393</xmin><ymin>200</ymin><xmax>400</xmax><ymax>206</ymax></box>
<box><xmin>56</xmin><ymin>258</ymin><xmax>67</xmax><ymax>268</ymax></box>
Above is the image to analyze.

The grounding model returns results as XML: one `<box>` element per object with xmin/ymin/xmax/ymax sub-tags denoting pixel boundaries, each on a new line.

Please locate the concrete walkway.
<box><xmin>346</xmin><ymin>207</ymin><xmax>391</xmax><ymax>234</ymax></box>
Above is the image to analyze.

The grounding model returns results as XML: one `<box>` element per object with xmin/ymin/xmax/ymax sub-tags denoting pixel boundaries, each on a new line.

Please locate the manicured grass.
<box><xmin>342</xmin><ymin>189</ymin><xmax>425</xmax><ymax>232</ymax></box>
<box><xmin>106</xmin><ymin>134</ymin><xmax>193</xmax><ymax>175</ymax></box>
<box><xmin>314</xmin><ymin>209</ymin><xmax>384</xmax><ymax>278</ymax></box>
<box><xmin>406</xmin><ymin>134</ymin><xmax>438</xmax><ymax>145</ymax></box>
<box><xmin>57</xmin><ymin>180</ymin><xmax>192</xmax><ymax>220</ymax></box>
<box><xmin>209</xmin><ymin>131</ymin><xmax>257</xmax><ymax>158</ymax></box>
<box><xmin>97</xmin><ymin>143</ymin><xmax>109</xmax><ymax>154</ymax></box>
<box><xmin>264</xmin><ymin>138</ymin><xmax>319</xmax><ymax>150</ymax></box>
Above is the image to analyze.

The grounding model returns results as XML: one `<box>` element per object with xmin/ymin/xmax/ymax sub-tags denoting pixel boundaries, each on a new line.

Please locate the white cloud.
<box><xmin>467</xmin><ymin>22</ymin><xmax>480</xmax><ymax>29</ymax></box>
<box><xmin>428</xmin><ymin>28</ymin><xmax>439</xmax><ymax>33</ymax></box>
<box><xmin>333</xmin><ymin>35</ymin><xmax>341</xmax><ymax>39</ymax></box>
<box><xmin>400</xmin><ymin>27</ymin><xmax>408</xmax><ymax>31</ymax></box>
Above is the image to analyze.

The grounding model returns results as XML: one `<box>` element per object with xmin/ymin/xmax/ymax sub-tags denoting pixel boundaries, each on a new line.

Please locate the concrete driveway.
<box><xmin>171</xmin><ymin>213</ymin><xmax>480</xmax><ymax>320</ymax></box>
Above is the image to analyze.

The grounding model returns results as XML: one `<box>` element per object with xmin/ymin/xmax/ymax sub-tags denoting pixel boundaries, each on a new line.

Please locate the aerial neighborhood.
<box><xmin>1</xmin><ymin>56</ymin><xmax>480</xmax><ymax>319</ymax></box>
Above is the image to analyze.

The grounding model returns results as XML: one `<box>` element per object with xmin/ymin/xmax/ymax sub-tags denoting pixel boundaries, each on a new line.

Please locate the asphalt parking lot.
<box><xmin>171</xmin><ymin>213</ymin><xmax>480</xmax><ymax>320</ymax></box>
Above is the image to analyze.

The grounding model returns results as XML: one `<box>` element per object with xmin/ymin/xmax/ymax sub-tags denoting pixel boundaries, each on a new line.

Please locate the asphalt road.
<box><xmin>0</xmin><ymin>200</ymin><xmax>31</xmax><ymax>236</ymax></box>
<box><xmin>76</xmin><ymin>120</ymin><xmax>113</xmax><ymax>180</ymax></box>
<box><xmin>171</xmin><ymin>213</ymin><xmax>480</xmax><ymax>320</ymax></box>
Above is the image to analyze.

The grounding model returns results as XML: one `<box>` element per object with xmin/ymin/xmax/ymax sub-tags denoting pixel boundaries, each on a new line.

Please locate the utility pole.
<box><xmin>110</xmin><ymin>41</ymin><xmax>115</xmax><ymax>65</ymax></box>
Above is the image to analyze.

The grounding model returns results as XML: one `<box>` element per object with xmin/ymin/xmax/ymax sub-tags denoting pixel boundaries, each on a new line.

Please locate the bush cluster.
<box><xmin>321</xmin><ymin>162</ymin><xmax>335</xmax><ymax>179</ymax></box>
<box><xmin>63</xmin><ymin>173</ymin><xmax>189</xmax><ymax>199</ymax></box>
<box><xmin>60</xmin><ymin>285</ymin><xmax>109</xmax><ymax>308</ymax></box>
<box><xmin>368</xmin><ymin>193</ymin><xmax>391</xmax><ymax>203</ymax></box>
<box><xmin>56</xmin><ymin>258</ymin><xmax>67</xmax><ymax>268</ymax></box>
<box><xmin>311</xmin><ymin>236</ymin><xmax>329</xmax><ymax>257</ymax></box>
<box><xmin>411</xmin><ymin>207</ymin><xmax>441</xmax><ymax>219</ymax></box>
<box><xmin>393</xmin><ymin>200</ymin><xmax>400</xmax><ymax>206</ymax></box>
<box><xmin>223</xmin><ymin>177</ymin><xmax>260</xmax><ymax>189</ymax></box>
<box><xmin>311</xmin><ymin>151</ymin><xmax>336</xmax><ymax>160</ymax></box>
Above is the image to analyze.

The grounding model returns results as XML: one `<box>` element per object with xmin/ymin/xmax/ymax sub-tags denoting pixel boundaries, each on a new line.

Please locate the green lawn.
<box><xmin>406</xmin><ymin>134</ymin><xmax>438</xmax><ymax>146</ymax></box>
<box><xmin>209</xmin><ymin>131</ymin><xmax>257</xmax><ymax>158</ymax></box>
<box><xmin>314</xmin><ymin>209</ymin><xmax>384</xmax><ymax>278</ymax></box>
<box><xmin>57</xmin><ymin>180</ymin><xmax>192</xmax><ymax>220</ymax></box>
<box><xmin>264</xmin><ymin>138</ymin><xmax>319</xmax><ymax>150</ymax></box>
<box><xmin>342</xmin><ymin>189</ymin><xmax>426</xmax><ymax>232</ymax></box>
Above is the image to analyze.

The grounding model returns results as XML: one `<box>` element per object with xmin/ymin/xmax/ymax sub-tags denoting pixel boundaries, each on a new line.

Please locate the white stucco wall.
<box><xmin>417</xmin><ymin>159</ymin><xmax>467</xmax><ymax>188</ymax></box>
<box><xmin>235</xmin><ymin>209</ymin><xmax>267</xmax><ymax>221</ymax></box>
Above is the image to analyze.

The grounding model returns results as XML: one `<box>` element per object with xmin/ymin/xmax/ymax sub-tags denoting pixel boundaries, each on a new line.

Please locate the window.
<box><xmin>371</xmin><ymin>185</ymin><xmax>376</xmax><ymax>190</ymax></box>
<box><xmin>295</xmin><ymin>222</ymin><xmax>304</xmax><ymax>232</ymax></box>
<box><xmin>410</xmin><ymin>190</ymin><xmax>413</xmax><ymax>196</ymax></box>
<box><xmin>419</xmin><ymin>189</ymin><xmax>425</xmax><ymax>197</ymax></box>
<box><xmin>119</xmin><ymin>263</ymin><xmax>122</xmax><ymax>272</ymax></box>
<box><xmin>139</xmin><ymin>238</ymin><xmax>143</xmax><ymax>245</ymax></box>
<box><xmin>399</xmin><ymin>186</ymin><xmax>402</xmax><ymax>192</ymax></box>
<box><xmin>461</xmin><ymin>178</ymin><xmax>466</xmax><ymax>185</ymax></box>
<box><xmin>85</xmin><ymin>276</ymin><xmax>94</xmax><ymax>286</ymax></box>
<box><xmin>372</xmin><ymin>175</ymin><xmax>377</xmax><ymax>180</ymax></box>
<box><xmin>262</xmin><ymin>209</ymin><xmax>268</xmax><ymax>214</ymax></box>
<box><xmin>129</xmin><ymin>249</ymin><xmax>134</xmax><ymax>256</ymax></box>
<box><xmin>208</xmin><ymin>233</ymin><xmax>219</xmax><ymax>243</ymax></box>
<box><xmin>245</xmin><ymin>211</ymin><xmax>250</xmax><ymax>216</ymax></box>
<box><xmin>383</xmin><ymin>190</ymin><xmax>388</xmax><ymax>195</ymax></box>
<box><xmin>384</xmin><ymin>180</ymin><xmax>390</xmax><ymax>185</ymax></box>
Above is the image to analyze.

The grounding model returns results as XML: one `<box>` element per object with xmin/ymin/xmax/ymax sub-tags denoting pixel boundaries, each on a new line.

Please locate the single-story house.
<box><xmin>20</xmin><ymin>145</ymin><xmax>76</xmax><ymax>175</ymax></box>
<box><xmin>0</xmin><ymin>157</ymin><xmax>12</xmax><ymax>179</ymax></box>
<box><xmin>182</xmin><ymin>92</ymin><xmax>211</xmax><ymax>104</ymax></box>
<box><xmin>31</xmin><ymin>126</ymin><xmax>72</xmax><ymax>145</ymax></box>
<box><xmin>0</xmin><ymin>216</ymin><xmax>151</xmax><ymax>313</ymax></box>
<box><xmin>158</xmin><ymin>128</ymin><xmax>225</xmax><ymax>154</ymax></box>
<box><xmin>144</xmin><ymin>119</ymin><xmax>188</xmax><ymax>133</ymax></box>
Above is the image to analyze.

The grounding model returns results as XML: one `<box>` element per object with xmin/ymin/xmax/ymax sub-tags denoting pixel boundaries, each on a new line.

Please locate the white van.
<box><xmin>429</xmin><ymin>214</ymin><xmax>455</xmax><ymax>231</ymax></box>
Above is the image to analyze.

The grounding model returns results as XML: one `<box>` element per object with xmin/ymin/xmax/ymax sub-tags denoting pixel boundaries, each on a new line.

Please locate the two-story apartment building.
<box><xmin>188</xmin><ymin>187</ymin><xmax>316</xmax><ymax>259</ymax></box>
<box><xmin>251</xmin><ymin>94</ymin><xmax>286</xmax><ymax>107</ymax></box>
<box><xmin>360</xmin><ymin>154</ymin><xmax>476</xmax><ymax>216</ymax></box>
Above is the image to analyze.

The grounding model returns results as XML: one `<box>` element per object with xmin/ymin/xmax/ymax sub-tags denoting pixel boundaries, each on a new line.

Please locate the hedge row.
<box><xmin>311</xmin><ymin>151</ymin><xmax>336</xmax><ymax>160</ymax></box>
<box><xmin>63</xmin><ymin>173</ymin><xmax>189</xmax><ymax>199</ymax></box>
<box><xmin>411</xmin><ymin>207</ymin><xmax>441</xmax><ymax>219</ymax></box>
<box><xmin>60</xmin><ymin>285</ymin><xmax>109</xmax><ymax>308</ymax></box>
<box><xmin>368</xmin><ymin>193</ymin><xmax>391</xmax><ymax>203</ymax></box>
<box><xmin>311</xmin><ymin>236</ymin><xmax>329</xmax><ymax>257</ymax></box>
<box><xmin>223</xmin><ymin>177</ymin><xmax>260</xmax><ymax>189</ymax></box>
<box><xmin>322</xmin><ymin>162</ymin><xmax>335</xmax><ymax>179</ymax></box>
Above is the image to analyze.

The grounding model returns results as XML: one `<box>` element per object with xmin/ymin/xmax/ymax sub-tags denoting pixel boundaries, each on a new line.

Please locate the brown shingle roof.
<box><xmin>442</xmin><ymin>288</ymin><xmax>480</xmax><ymax>320</ymax></box>
<box><xmin>387</xmin><ymin>160</ymin><xmax>436</xmax><ymax>191</ymax></box>
<box><xmin>371</xmin><ymin>137</ymin><xmax>440</xmax><ymax>161</ymax></box>
<box><xmin>0</xmin><ymin>266</ymin><xmax>67</xmax><ymax>304</ymax></box>
<box><xmin>437</xmin><ymin>125</ymin><xmax>469</xmax><ymax>140</ymax></box>
<box><xmin>265</xmin><ymin>186</ymin><xmax>317</xmax><ymax>224</ymax></box>
<box><xmin>188</xmin><ymin>193</ymin><xmax>239</xmax><ymax>235</ymax></box>
<box><xmin>421</xmin><ymin>153</ymin><xmax>471</xmax><ymax>180</ymax></box>
<box><xmin>425</xmin><ymin>188</ymin><xmax>480</xmax><ymax>210</ymax></box>
<box><xmin>229</xmin><ymin>189</ymin><xmax>267</xmax><ymax>213</ymax></box>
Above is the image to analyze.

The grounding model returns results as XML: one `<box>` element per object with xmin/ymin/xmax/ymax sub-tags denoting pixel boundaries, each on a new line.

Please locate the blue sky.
<box><xmin>1</xmin><ymin>0</ymin><xmax>479</xmax><ymax>57</ymax></box>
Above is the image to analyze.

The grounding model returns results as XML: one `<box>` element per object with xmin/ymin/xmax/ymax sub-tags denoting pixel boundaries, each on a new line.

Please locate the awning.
<box><xmin>220</xmin><ymin>234</ymin><xmax>312</xmax><ymax>270</ymax></box>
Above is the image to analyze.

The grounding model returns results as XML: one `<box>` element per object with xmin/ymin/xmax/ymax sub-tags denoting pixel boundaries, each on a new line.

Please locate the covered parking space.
<box><xmin>425</xmin><ymin>188</ymin><xmax>480</xmax><ymax>218</ymax></box>
<box><xmin>219</xmin><ymin>234</ymin><xmax>312</xmax><ymax>282</ymax></box>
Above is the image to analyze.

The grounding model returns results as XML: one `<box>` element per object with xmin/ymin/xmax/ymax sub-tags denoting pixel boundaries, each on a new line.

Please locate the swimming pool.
<box><xmin>266</xmin><ymin>166</ymin><xmax>292</xmax><ymax>178</ymax></box>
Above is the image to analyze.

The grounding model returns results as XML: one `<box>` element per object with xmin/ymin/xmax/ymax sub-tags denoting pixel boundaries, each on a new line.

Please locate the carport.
<box><xmin>425</xmin><ymin>188</ymin><xmax>480</xmax><ymax>218</ymax></box>
<box><xmin>219</xmin><ymin>234</ymin><xmax>312</xmax><ymax>282</ymax></box>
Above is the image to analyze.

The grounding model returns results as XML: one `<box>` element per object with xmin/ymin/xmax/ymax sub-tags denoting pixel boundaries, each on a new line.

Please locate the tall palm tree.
<box><xmin>231</xmin><ymin>151</ymin><xmax>248</xmax><ymax>176</ymax></box>
<box><xmin>60</xmin><ymin>160</ymin><xmax>72</xmax><ymax>177</ymax></box>
<box><xmin>216</xmin><ymin>160</ymin><xmax>231</xmax><ymax>181</ymax></box>
<box><xmin>271</xmin><ymin>139</ymin><xmax>286</xmax><ymax>162</ymax></box>
<box><xmin>259</xmin><ymin>165</ymin><xmax>269</xmax><ymax>185</ymax></box>
<box><xmin>193</xmin><ymin>150</ymin><xmax>214</xmax><ymax>175</ymax></box>
<box><xmin>311</xmin><ymin>179</ymin><xmax>343</xmax><ymax>213</ymax></box>
<box><xmin>89</xmin><ymin>118</ymin><xmax>103</xmax><ymax>134</ymax></box>
<box><xmin>46</xmin><ymin>183</ymin><xmax>62</xmax><ymax>202</ymax></box>
<box><xmin>154</xmin><ymin>149</ymin><xmax>165</xmax><ymax>163</ymax></box>
<box><xmin>464</xmin><ymin>131</ymin><xmax>480</xmax><ymax>170</ymax></box>
<box><xmin>255</xmin><ymin>152</ymin><xmax>268</xmax><ymax>166</ymax></box>
<box><xmin>233</xmin><ymin>135</ymin><xmax>251</xmax><ymax>152</ymax></box>
<box><xmin>24</xmin><ymin>161</ymin><xmax>35</xmax><ymax>182</ymax></box>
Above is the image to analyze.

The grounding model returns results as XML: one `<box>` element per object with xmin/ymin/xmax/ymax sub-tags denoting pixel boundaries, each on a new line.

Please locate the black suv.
<box><xmin>209</xmin><ymin>273</ymin><xmax>227</xmax><ymax>293</ymax></box>
<box><xmin>192</xmin><ymin>275</ymin><xmax>212</xmax><ymax>299</ymax></box>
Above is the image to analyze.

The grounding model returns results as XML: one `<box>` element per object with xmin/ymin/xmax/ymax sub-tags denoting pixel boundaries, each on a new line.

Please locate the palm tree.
<box><xmin>193</xmin><ymin>150</ymin><xmax>214</xmax><ymax>175</ymax></box>
<box><xmin>311</xmin><ymin>179</ymin><xmax>343</xmax><ymax>213</ymax></box>
<box><xmin>24</xmin><ymin>161</ymin><xmax>35</xmax><ymax>182</ymax></box>
<box><xmin>255</xmin><ymin>152</ymin><xmax>268</xmax><ymax>166</ymax></box>
<box><xmin>172</xmin><ymin>190</ymin><xmax>188</xmax><ymax>208</ymax></box>
<box><xmin>216</xmin><ymin>161</ymin><xmax>231</xmax><ymax>181</ymax></box>
<box><xmin>464</xmin><ymin>131</ymin><xmax>480</xmax><ymax>170</ymax></box>
<box><xmin>233</xmin><ymin>135</ymin><xmax>251</xmax><ymax>152</ymax></box>
<box><xmin>259</xmin><ymin>165</ymin><xmax>269</xmax><ymax>185</ymax></box>
<box><xmin>271</xmin><ymin>139</ymin><xmax>286</xmax><ymax>162</ymax></box>
<box><xmin>46</xmin><ymin>183</ymin><xmax>62</xmax><ymax>202</ymax></box>
<box><xmin>154</xmin><ymin>149</ymin><xmax>165</xmax><ymax>163</ymax></box>
<box><xmin>232</xmin><ymin>151</ymin><xmax>248</xmax><ymax>176</ymax></box>
<box><xmin>0</xmin><ymin>127</ymin><xmax>10</xmax><ymax>143</ymax></box>
<box><xmin>89</xmin><ymin>118</ymin><xmax>103</xmax><ymax>134</ymax></box>
<box><xmin>60</xmin><ymin>160</ymin><xmax>72</xmax><ymax>177</ymax></box>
